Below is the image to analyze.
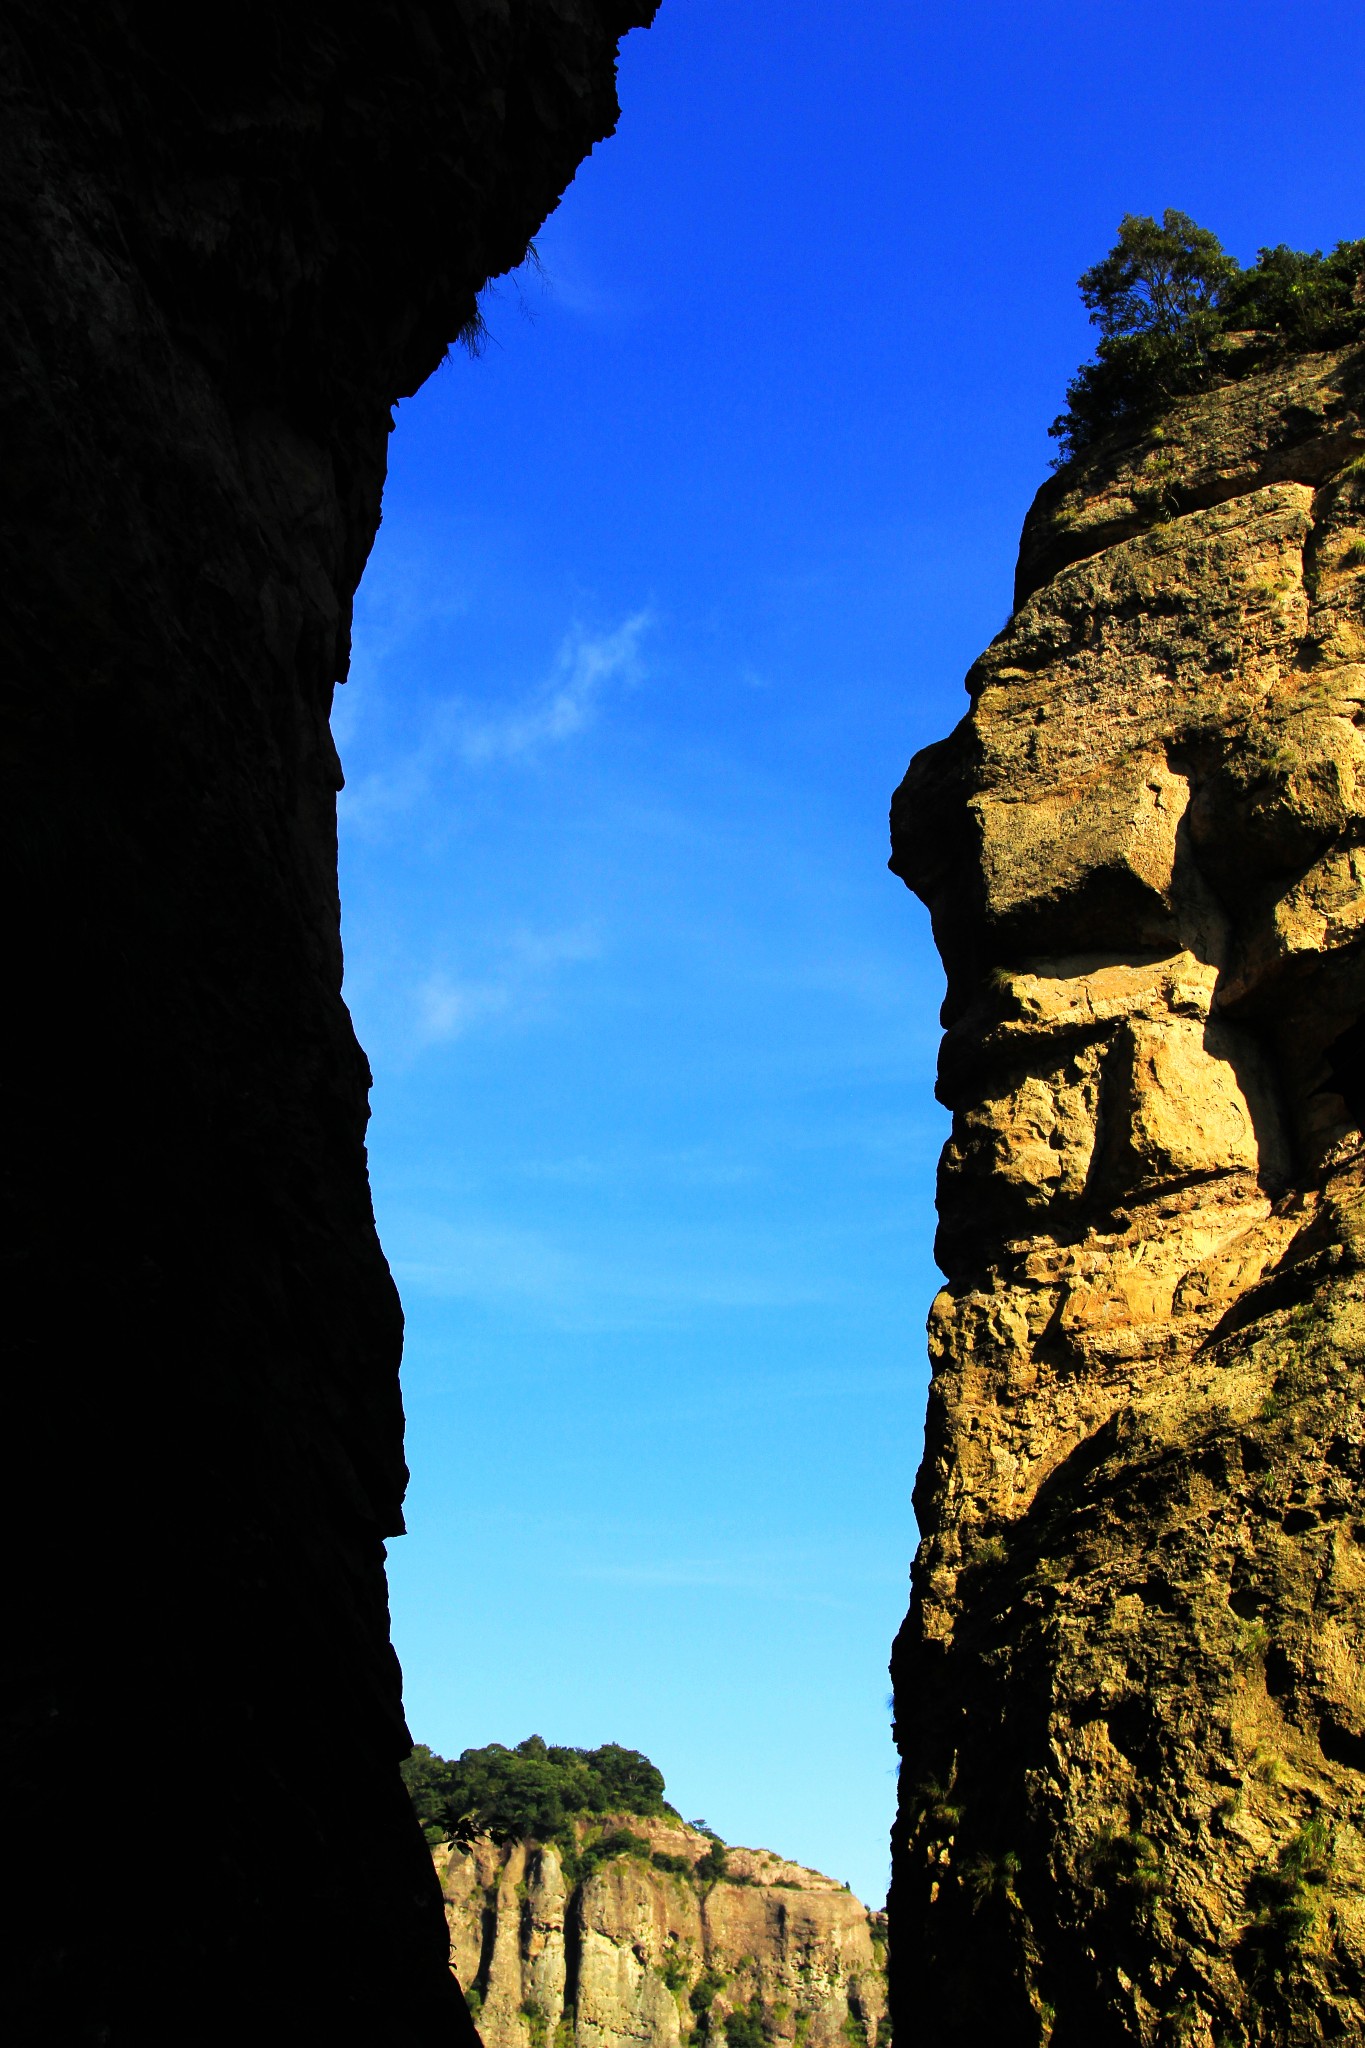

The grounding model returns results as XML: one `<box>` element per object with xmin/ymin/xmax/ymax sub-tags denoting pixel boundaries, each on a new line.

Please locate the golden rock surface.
<box><xmin>890</xmin><ymin>344</ymin><xmax>1365</xmax><ymax>2042</ymax></box>
<box><xmin>432</xmin><ymin>1817</ymin><xmax>886</xmax><ymax>2048</ymax></box>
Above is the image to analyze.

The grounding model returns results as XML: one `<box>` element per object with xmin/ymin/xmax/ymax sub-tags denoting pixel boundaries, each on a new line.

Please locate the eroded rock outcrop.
<box><xmin>0</xmin><ymin>8</ymin><xmax>653</xmax><ymax>2043</ymax></box>
<box><xmin>434</xmin><ymin>1817</ymin><xmax>886</xmax><ymax>2048</ymax></box>
<box><xmin>889</xmin><ymin>345</ymin><xmax>1365</xmax><ymax>2043</ymax></box>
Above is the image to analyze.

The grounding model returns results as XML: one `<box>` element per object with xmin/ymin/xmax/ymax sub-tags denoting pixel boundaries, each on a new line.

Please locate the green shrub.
<box><xmin>522</xmin><ymin>2001</ymin><xmax>549</xmax><ymax>2048</ymax></box>
<box><xmin>400</xmin><ymin>1735</ymin><xmax>675</xmax><ymax>1848</ymax></box>
<box><xmin>1080</xmin><ymin>1826</ymin><xmax>1165</xmax><ymax>1909</ymax></box>
<box><xmin>961</xmin><ymin>1531</ymin><xmax>1007</xmax><ymax>1577</ymax></box>
<box><xmin>1238</xmin><ymin>1821</ymin><xmax>1335</xmax><ymax>1997</ymax></box>
<box><xmin>690</xmin><ymin>1970</ymin><xmax>726</xmax><ymax>2019</ymax></box>
<box><xmin>1249</xmin><ymin>1820</ymin><xmax>1333</xmax><ymax>1921</ymax></box>
<box><xmin>659</xmin><ymin>1944</ymin><xmax>692</xmax><ymax>1994</ymax></box>
<box><xmin>1233</xmin><ymin>1617</ymin><xmax>1270</xmax><ymax>1667</ymax></box>
<box><xmin>578</xmin><ymin>1829</ymin><xmax>653</xmax><ymax>1880</ymax></box>
<box><xmin>724</xmin><ymin>2002</ymin><xmax>767</xmax><ymax>2048</ymax></box>
<box><xmin>908</xmin><ymin>1772</ymin><xmax>962</xmax><ymax>1845</ymax></box>
<box><xmin>961</xmin><ymin>1849</ymin><xmax>1021</xmax><ymax>1913</ymax></box>
<box><xmin>402</xmin><ymin>1743</ymin><xmax>459</xmax><ymax>1839</ymax></box>
<box><xmin>1051</xmin><ymin>211</ymin><xmax>1365</xmax><ymax>459</ymax></box>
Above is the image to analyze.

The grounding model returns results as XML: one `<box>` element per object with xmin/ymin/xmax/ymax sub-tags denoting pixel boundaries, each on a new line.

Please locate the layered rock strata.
<box><xmin>434</xmin><ymin>1817</ymin><xmax>887</xmax><ymax>2048</ymax></box>
<box><xmin>889</xmin><ymin>344</ymin><xmax>1365</xmax><ymax>2043</ymax></box>
<box><xmin>0</xmin><ymin>7</ymin><xmax>652</xmax><ymax>2043</ymax></box>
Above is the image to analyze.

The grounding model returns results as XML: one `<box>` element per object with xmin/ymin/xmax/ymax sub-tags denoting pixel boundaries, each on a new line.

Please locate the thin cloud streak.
<box><xmin>387</xmin><ymin>1212</ymin><xmax>837</xmax><ymax>1329</ymax></box>
<box><xmin>412</xmin><ymin>923</ymin><xmax>603</xmax><ymax>1046</ymax></box>
<box><xmin>458</xmin><ymin>612</ymin><xmax>650</xmax><ymax>764</ymax></box>
<box><xmin>560</xmin><ymin>1548</ymin><xmax>904</xmax><ymax>1606</ymax></box>
<box><xmin>339</xmin><ymin>611</ymin><xmax>652</xmax><ymax>835</ymax></box>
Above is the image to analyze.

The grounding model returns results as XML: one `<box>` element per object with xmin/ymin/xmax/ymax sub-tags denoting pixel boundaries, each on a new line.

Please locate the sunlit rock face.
<box><xmin>889</xmin><ymin>345</ymin><xmax>1365</xmax><ymax>2044</ymax></box>
<box><xmin>0</xmin><ymin>6</ymin><xmax>653</xmax><ymax>2043</ymax></box>
<box><xmin>433</xmin><ymin>1817</ymin><xmax>887</xmax><ymax>2048</ymax></box>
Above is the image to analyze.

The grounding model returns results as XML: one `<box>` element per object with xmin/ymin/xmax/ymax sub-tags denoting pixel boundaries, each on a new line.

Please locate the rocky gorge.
<box><xmin>434</xmin><ymin>1816</ymin><xmax>887</xmax><ymax>2048</ymax></box>
<box><xmin>6</xmin><ymin>9</ymin><xmax>1364</xmax><ymax>2044</ymax></box>
<box><xmin>889</xmin><ymin>337</ymin><xmax>1365</xmax><ymax>2042</ymax></box>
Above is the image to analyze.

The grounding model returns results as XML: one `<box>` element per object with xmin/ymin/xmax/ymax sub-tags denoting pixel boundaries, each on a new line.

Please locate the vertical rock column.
<box><xmin>889</xmin><ymin>346</ymin><xmax>1365</xmax><ymax>2044</ymax></box>
<box><xmin>0</xmin><ymin>6</ymin><xmax>654</xmax><ymax>2043</ymax></box>
<box><xmin>434</xmin><ymin>1824</ymin><xmax>888</xmax><ymax>2048</ymax></box>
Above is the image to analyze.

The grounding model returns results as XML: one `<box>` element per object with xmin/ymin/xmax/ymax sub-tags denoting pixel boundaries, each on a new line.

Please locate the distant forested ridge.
<box><xmin>402</xmin><ymin>1735</ymin><xmax>678</xmax><ymax>1849</ymax></box>
<box><xmin>1052</xmin><ymin>210</ymin><xmax>1365</xmax><ymax>459</ymax></box>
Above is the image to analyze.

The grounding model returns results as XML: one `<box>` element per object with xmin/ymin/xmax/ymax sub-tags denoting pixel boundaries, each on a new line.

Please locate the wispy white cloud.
<box><xmin>562</xmin><ymin>1549</ymin><xmax>900</xmax><ymax>1604</ymax></box>
<box><xmin>386</xmin><ymin>1207</ymin><xmax>835</xmax><ymax>1330</ymax></box>
<box><xmin>339</xmin><ymin>750</ymin><xmax>439</xmax><ymax>833</ymax></box>
<box><xmin>414</xmin><ymin>974</ymin><xmax>511</xmax><ymax>1043</ymax></box>
<box><xmin>333</xmin><ymin>542</ymin><xmax>473</xmax><ymax>753</ymax></box>
<box><xmin>391</xmin><ymin>1219</ymin><xmax>581</xmax><ymax>1303</ymax></box>
<box><xmin>515</xmin><ymin>1145</ymin><xmax>758</xmax><ymax>1192</ymax></box>
<box><xmin>574</xmin><ymin>1556</ymin><xmax>818</xmax><ymax>1596</ymax></box>
<box><xmin>413</xmin><ymin>922</ymin><xmax>603</xmax><ymax>1047</ymax></box>
<box><xmin>339</xmin><ymin>611</ymin><xmax>651</xmax><ymax>835</ymax></box>
<box><xmin>516</xmin><ymin>229</ymin><xmax>647</xmax><ymax>328</ymax></box>
<box><xmin>457</xmin><ymin>612</ymin><xmax>649</xmax><ymax>764</ymax></box>
<box><xmin>507</xmin><ymin>925</ymin><xmax>606</xmax><ymax>972</ymax></box>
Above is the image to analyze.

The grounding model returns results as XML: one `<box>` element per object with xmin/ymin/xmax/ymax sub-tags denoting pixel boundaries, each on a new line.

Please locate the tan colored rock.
<box><xmin>432</xmin><ymin>1819</ymin><xmax>886</xmax><ymax>2048</ymax></box>
<box><xmin>890</xmin><ymin>344</ymin><xmax>1365</xmax><ymax>2042</ymax></box>
<box><xmin>1013</xmin><ymin>346</ymin><xmax>1365</xmax><ymax>603</ymax></box>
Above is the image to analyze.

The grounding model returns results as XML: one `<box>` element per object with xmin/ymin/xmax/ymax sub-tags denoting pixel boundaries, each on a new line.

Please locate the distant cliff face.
<box><xmin>434</xmin><ymin>1817</ymin><xmax>887</xmax><ymax>2048</ymax></box>
<box><xmin>889</xmin><ymin>345</ymin><xmax>1365</xmax><ymax>2042</ymax></box>
<box><xmin>0</xmin><ymin>7</ymin><xmax>653</xmax><ymax>2043</ymax></box>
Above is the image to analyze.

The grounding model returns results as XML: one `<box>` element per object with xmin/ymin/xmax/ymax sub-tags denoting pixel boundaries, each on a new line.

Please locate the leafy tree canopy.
<box><xmin>1080</xmin><ymin>209</ymin><xmax>1238</xmax><ymax>345</ymax></box>
<box><xmin>1052</xmin><ymin>210</ymin><xmax>1365</xmax><ymax>459</ymax></box>
<box><xmin>401</xmin><ymin>1735</ymin><xmax>676</xmax><ymax>1848</ymax></box>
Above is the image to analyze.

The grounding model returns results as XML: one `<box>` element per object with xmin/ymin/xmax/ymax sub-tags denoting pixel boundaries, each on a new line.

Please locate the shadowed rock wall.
<box><xmin>889</xmin><ymin>346</ymin><xmax>1365</xmax><ymax>2043</ymax></box>
<box><xmin>0</xmin><ymin>7</ymin><xmax>653</xmax><ymax>2042</ymax></box>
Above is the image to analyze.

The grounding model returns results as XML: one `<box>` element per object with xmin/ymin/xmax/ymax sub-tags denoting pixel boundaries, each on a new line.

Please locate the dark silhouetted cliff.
<box><xmin>0</xmin><ymin>6</ymin><xmax>653</xmax><ymax>2042</ymax></box>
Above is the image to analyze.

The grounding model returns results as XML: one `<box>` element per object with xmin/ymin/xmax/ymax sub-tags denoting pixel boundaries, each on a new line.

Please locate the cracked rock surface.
<box><xmin>889</xmin><ymin>344</ymin><xmax>1365</xmax><ymax>2045</ymax></box>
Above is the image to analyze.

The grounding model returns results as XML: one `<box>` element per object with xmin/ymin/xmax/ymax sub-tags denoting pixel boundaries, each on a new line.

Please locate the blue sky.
<box><xmin>337</xmin><ymin>0</ymin><xmax>1365</xmax><ymax>1906</ymax></box>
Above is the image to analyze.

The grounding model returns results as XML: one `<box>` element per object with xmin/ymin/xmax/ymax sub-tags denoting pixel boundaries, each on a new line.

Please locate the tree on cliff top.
<box><xmin>1082</xmin><ymin>209</ymin><xmax>1238</xmax><ymax>348</ymax></box>
<box><xmin>1051</xmin><ymin>210</ymin><xmax>1365</xmax><ymax>458</ymax></box>
<box><xmin>401</xmin><ymin>1735</ymin><xmax>675</xmax><ymax>1847</ymax></box>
